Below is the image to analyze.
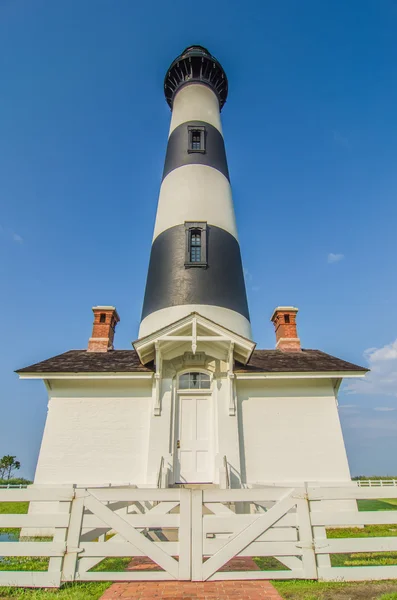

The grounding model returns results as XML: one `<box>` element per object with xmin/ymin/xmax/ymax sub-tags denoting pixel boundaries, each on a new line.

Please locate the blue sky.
<box><xmin>1</xmin><ymin>0</ymin><xmax>397</xmax><ymax>478</ymax></box>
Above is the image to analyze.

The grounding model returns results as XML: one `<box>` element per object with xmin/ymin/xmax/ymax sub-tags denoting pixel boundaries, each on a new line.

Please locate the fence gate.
<box><xmin>191</xmin><ymin>487</ymin><xmax>315</xmax><ymax>581</ymax></box>
<box><xmin>68</xmin><ymin>487</ymin><xmax>192</xmax><ymax>582</ymax></box>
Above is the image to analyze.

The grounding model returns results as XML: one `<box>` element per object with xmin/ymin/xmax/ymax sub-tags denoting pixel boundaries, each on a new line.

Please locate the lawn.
<box><xmin>0</xmin><ymin>501</ymin><xmax>28</xmax><ymax>537</ymax></box>
<box><xmin>273</xmin><ymin>580</ymin><xmax>397</xmax><ymax>600</ymax></box>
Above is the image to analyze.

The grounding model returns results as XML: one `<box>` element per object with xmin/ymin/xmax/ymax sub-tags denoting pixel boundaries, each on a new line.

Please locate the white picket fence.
<box><xmin>1</xmin><ymin>485</ymin><xmax>397</xmax><ymax>587</ymax></box>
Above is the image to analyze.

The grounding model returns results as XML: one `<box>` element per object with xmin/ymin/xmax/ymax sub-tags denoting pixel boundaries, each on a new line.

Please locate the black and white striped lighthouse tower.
<box><xmin>139</xmin><ymin>46</ymin><xmax>251</xmax><ymax>340</ymax></box>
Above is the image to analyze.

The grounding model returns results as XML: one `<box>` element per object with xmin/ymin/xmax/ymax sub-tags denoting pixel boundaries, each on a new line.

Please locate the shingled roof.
<box><xmin>16</xmin><ymin>350</ymin><xmax>154</xmax><ymax>374</ymax></box>
<box><xmin>235</xmin><ymin>349</ymin><xmax>367</xmax><ymax>373</ymax></box>
<box><xmin>16</xmin><ymin>349</ymin><xmax>366</xmax><ymax>374</ymax></box>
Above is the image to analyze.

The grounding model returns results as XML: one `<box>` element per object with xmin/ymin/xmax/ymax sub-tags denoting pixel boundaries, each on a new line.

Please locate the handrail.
<box><xmin>223</xmin><ymin>455</ymin><xmax>230</xmax><ymax>489</ymax></box>
<box><xmin>157</xmin><ymin>456</ymin><xmax>165</xmax><ymax>489</ymax></box>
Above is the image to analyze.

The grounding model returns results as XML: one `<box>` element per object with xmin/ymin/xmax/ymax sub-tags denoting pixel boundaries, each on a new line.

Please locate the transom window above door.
<box><xmin>178</xmin><ymin>372</ymin><xmax>211</xmax><ymax>390</ymax></box>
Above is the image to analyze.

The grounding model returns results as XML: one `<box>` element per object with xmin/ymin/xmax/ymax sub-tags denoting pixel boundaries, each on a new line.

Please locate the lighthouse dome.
<box><xmin>164</xmin><ymin>45</ymin><xmax>228</xmax><ymax>110</ymax></box>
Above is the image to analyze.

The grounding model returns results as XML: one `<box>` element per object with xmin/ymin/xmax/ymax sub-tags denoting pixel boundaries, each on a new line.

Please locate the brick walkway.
<box><xmin>100</xmin><ymin>580</ymin><xmax>283</xmax><ymax>599</ymax></box>
<box><xmin>100</xmin><ymin>557</ymin><xmax>283</xmax><ymax>599</ymax></box>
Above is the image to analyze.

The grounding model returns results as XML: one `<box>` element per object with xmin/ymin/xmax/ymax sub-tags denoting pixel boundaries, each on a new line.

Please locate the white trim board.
<box><xmin>235</xmin><ymin>371</ymin><xmax>365</xmax><ymax>380</ymax></box>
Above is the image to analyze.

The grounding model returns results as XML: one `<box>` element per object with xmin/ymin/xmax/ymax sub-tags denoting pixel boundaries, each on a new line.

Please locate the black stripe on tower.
<box><xmin>162</xmin><ymin>121</ymin><xmax>229</xmax><ymax>182</ymax></box>
<box><xmin>141</xmin><ymin>224</ymin><xmax>250</xmax><ymax>321</ymax></box>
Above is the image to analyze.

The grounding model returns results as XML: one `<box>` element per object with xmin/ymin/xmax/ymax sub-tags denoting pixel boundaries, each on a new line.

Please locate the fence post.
<box><xmin>48</xmin><ymin>500</ymin><xmax>69</xmax><ymax>586</ymax></box>
<box><xmin>179</xmin><ymin>488</ymin><xmax>192</xmax><ymax>580</ymax></box>
<box><xmin>62</xmin><ymin>492</ymin><xmax>85</xmax><ymax>582</ymax></box>
<box><xmin>296</xmin><ymin>484</ymin><xmax>318</xmax><ymax>579</ymax></box>
<box><xmin>191</xmin><ymin>489</ymin><xmax>203</xmax><ymax>581</ymax></box>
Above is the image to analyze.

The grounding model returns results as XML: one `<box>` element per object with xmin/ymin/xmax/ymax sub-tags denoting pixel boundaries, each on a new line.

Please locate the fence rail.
<box><xmin>356</xmin><ymin>479</ymin><xmax>397</xmax><ymax>487</ymax></box>
<box><xmin>1</xmin><ymin>484</ymin><xmax>397</xmax><ymax>587</ymax></box>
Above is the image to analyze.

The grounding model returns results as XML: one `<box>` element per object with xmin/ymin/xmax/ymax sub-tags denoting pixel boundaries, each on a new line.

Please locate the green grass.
<box><xmin>0</xmin><ymin>502</ymin><xmax>29</xmax><ymax>536</ymax></box>
<box><xmin>0</xmin><ymin>582</ymin><xmax>111</xmax><ymax>599</ymax></box>
<box><xmin>328</xmin><ymin>524</ymin><xmax>397</xmax><ymax>538</ymax></box>
<box><xmin>273</xmin><ymin>580</ymin><xmax>397</xmax><ymax>599</ymax></box>
<box><xmin>0</xmin><ymin>556</ymin><xmax>130</xmax><ymax>599</ymax></box>
<box><xmin>89</xmin><ymin>557</ymin><xmax>131</xmax><ymax>572</ymax></box>
<box><xmin>358</xmin><ymin>499</ymin><xmax>397</xmax><ymax>512</ymax></box>
<box><xmin>254</xmin><ymin>556</ymin><xmax>291</xmax><ymax>571</ymax></box>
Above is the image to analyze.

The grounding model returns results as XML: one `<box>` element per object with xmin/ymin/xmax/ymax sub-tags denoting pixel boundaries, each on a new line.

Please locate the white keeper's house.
<box><xmin>17</xmin><ymin>46</ymin><xmax>367</xmax><ymax>489</ymax></box>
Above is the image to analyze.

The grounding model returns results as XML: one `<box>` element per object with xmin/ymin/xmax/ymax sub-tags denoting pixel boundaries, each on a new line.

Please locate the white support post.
<box><xmin>228</xmin><ymin>342</ymin><xmax>236</xmax><ymax>416</ymax></box>
<box><xmin>192</xmin><ymin>316</ymin><xmax>197</xmax><ymax>355</ymax></box>
<box><xmin>296</xmin><ymin>485</ymin><xmax>317</xmax><ymax>579</ymax></box>
<box><xmin>191</xmin><ymin>489</ymin><xmax>203</xmax><ymax>581</ymax></box>
<box><xmin>154</xmin><ymin>341</ymin><xmax>162</xmax><ymax>416</ymax></box>
<box><xmin>313</xmin><ymin>526</ymin><xmax>331</xmax><ymax>569</ymax></box>
<box><xmin>179</xmin><ymin>489</ymin><xmax>192</xmax><ymax>580</ymax></box>
<box><xmin>62</xmin><ymin>495</ymin><xmax>85</xmax><ymax>582</ymax></box>
<box><xmin>48</xmin><ymin>501</ymin><xmax>69</xmax><ymax>578</ymax></box>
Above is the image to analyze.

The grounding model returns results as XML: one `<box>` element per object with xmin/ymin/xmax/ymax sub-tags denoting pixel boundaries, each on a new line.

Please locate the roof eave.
<box><xmin>17</xmin><ymin>371</ymin><xmax>154</xmax><ymax>380</ymax></box>
<box><xmin>235</xmin><ymin>370</ymin><xmax>368</xmax><ymax>380</ymax></box>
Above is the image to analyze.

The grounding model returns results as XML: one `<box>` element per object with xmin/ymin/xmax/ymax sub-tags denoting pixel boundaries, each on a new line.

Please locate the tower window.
<box><xmin>99</xmin><ymin>313</ymin><xmax>106</xmax><ymax>323</ymax></box>
<box><xmin>188</xmin><ymin>126</ymin><xmax>206</xmax><ymax>153</ymax></box>
<box><xmin>190</xmin><ymin>230</ymin><xmax>201</xmax><ymax>262</ymax></box>
<box><xmin>185</xmin><ymin>222</ymin><xmax>207</xmax><ymax>267</ymax></box>
<box><xmin>284</xmin><ymin>314</ymin><xmax>290</xmax><ymax>324</ymax></box>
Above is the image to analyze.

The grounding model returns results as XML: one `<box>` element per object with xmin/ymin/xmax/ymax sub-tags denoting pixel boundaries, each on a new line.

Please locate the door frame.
<box><xmin>173</xmin><ymin>370</ymin><xmax>215</xmax><ymax>484</ymax></box>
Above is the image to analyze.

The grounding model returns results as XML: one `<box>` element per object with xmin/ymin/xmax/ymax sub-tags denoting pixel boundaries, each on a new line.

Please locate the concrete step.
<box><xmin>169</xmin><ymin>483</ymin><xmax>219</xmax><ymax>489</ymax></box>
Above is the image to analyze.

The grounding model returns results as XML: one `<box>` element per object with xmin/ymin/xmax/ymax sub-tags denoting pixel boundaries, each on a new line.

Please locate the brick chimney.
<box><xmin>270</xmin><ymin>306</ymin><xmax>301</xmax><ymax>352</ymax></box>
<box><xmin>87</xmin><ymin>306</ymin><xmax>120</xmax><ymax>352</ymax></box>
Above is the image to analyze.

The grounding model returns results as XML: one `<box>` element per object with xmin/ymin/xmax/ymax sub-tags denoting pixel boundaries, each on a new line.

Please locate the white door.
<box><xmin>176</xmin><ymin>395</ymin><xmax>212</xmax><ymax>483</ymax></box>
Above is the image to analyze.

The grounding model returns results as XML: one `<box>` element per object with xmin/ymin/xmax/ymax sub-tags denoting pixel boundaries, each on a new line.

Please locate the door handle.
<box><xmin>176</xmin><ymin>440</ymin><xmax>180</xmax><ymax>449</ymax></box>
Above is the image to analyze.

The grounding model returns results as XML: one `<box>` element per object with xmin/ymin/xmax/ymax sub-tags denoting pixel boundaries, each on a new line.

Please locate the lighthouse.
<box><xmin>140</xmin><ymin>45</ymin><xmax>251</xmax><ymax>340</ymax></box>
<box><xmin>17</xmin><ymin>45</ymin><xmax>367</xmax><ymax>491</ymax></box>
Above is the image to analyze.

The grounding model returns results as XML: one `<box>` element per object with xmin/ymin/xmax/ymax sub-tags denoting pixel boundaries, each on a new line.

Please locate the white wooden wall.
<box><xmin>237</xmin><ymin>379</ymin><xmax>351</xmax><ymax>484</ymax></box>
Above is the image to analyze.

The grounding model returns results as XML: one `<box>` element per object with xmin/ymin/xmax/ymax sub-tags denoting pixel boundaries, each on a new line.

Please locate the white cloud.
<box><xmin>339</xmin><ymin>404</ymin><xmax>358</xmax><ymax>409</ymax></box>
<box><xmin>342</xmin><ymin>414</ymin><xmax>397</xmax><ymax>437</ymax></box>
<box><xmin>374</xmin><ymin>407</ymin><xmax>397</xmax><ymax>412</ymax></box>
<box><xmin>243</xmin><ymin>267</ymin><xmax>261</xmax><ymax>292</ymax></box>
<box><xmin>346</xmin><ymin>339</ymin><xmax>397</xmax><ymax>398</ymax></box>
<box><xmin>0</xmin><ymin>226</ymin><xmax>23</xmax><ymax>244</ymax></box>
<box><xmin>328</xmin><ymin>253</ymin><xmax>344</xmax><ymax>264</ymax></box>
<box><xmin>243</xmin><ymin>268</ymin><xmax>253</xmax><ymax>283</ymax></box>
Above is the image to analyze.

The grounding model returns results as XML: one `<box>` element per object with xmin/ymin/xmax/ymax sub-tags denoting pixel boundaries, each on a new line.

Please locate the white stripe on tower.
<box><xmin>139</xmin><ymin>46</ymin><xmax>251</xmax><ymax>340</ymax></box>
<box><xmin>169</xmin><ymin>84</ymin><xmax>223</xmax><ymax>135</ymax></box>
<box><xmin>153</xmin><ymin>165</ymin><xmax>238</xmax><ymax>241</ymax></box>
